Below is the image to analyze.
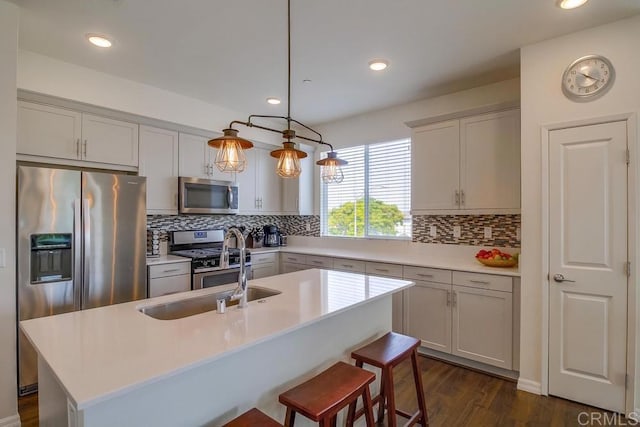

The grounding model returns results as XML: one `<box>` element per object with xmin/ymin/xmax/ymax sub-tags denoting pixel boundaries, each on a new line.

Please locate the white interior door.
<box><xmin>548</xmin><ymin>120</ymin><xmax>628</xmax><ymax>413</ymax></box>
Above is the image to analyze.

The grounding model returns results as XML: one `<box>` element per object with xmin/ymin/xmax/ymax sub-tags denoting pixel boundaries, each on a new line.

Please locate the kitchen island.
<box><xmin>21</xmin><ymin>269</ymin><xmax>412</xmax><ymax>426</ymax></box>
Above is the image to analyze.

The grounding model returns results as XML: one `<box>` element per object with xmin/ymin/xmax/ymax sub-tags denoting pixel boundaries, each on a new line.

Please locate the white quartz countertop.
<box><xmin>146</xmin><ymin>254</ymin><xmax>190</xmax><ymax>266</ymax></box>
<box><xmin>20</xmin><ymin>269</ymin><xmax>412</xmax><ymax>410</ymax></box>
<box><xmin>274</xmin><ymin>246</ymin><xmax>520</xmax><ymax>277</ymax></box>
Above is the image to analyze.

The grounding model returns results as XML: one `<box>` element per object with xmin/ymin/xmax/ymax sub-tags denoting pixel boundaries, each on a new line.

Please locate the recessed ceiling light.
<box><xmin>369</xmin><ymin>59</ymin><xmax>389</xmax><ymax>71</ymax></box>
<box><xmin>556</xmin><ymin>0</ymin><xmax>588</xmax><ymax>9</ymax></box>
<box><xmin>266</xmin><ymin>97</ymin><xmax>281</xmax><ymax>105</ymax></box>
<box><xmin>86</xmin><ymin>34</ymin><xmax>113</xmax><ymax>48</ymax></box>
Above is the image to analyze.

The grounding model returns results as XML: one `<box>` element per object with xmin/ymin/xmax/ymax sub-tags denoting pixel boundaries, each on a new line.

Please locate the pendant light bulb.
<box><xmin>317</xmin><ymin>151</ymin><xmax>348</xmax><ymax>184</ymax></box>
<box><xmin>271</xmin><ymin>141</ymin><xmax>307</xmax><ymax>178</ymax></box>
<box><xmin>215</xmin><ymin>139</ymin><xmax>247</xmax><ymax>172</ymax></box>
<box><xmin>277</xmin><ymin>150</ymin><xmax>302</xmax><ymax>178</ymax></box>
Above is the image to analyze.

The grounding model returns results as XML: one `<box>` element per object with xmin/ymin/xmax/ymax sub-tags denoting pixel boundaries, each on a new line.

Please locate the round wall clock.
<box><xmin>562</xmin><ymin>55</ymin><xmax>615</xmax><ymax>101</ymax></box>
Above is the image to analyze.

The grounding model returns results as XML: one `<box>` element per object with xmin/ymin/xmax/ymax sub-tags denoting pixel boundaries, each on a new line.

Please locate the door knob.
<box><xmin>553</xmin><ymin>274</ymin><xmax>575</xmax><ymax>283</ymax></box>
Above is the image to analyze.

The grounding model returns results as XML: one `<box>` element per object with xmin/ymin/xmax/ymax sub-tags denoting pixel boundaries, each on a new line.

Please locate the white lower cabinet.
<box><xmin>147</xmin><ymin>262</ymin><xmax>191</xmax><ymax>298</ymax></box>
<box><xmin>404</xmin><ymin>268</ymin><xmax>514</xmax><ymax>370</ymax></box>
<box><xmin>281</xmin><ymin>262</ymin><xmax>309</xmax><ymax>274</ymax></box>
<box><xmin>251</xmin><ymin>252</ymin><xmax>279</xmax><ymax>280</ymax></box>
<box><xmin>451</xmin><ymin>284</ymin><xmax>512</xmax><ymax>369</ymax></box>
<box><xmin>405</xmin><ymin>281</ymin><xmax>452</xmax><ymax>353</ymax></box>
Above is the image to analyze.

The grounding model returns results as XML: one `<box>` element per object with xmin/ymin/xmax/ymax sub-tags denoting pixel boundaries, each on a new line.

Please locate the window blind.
<box><xmin>321</xmin><ymin>139</ymin><xmax>411</xmax><ymax>238</ymax></box>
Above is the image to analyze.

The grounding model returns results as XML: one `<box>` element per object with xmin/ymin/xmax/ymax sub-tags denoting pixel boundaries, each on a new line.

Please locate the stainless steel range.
<box><xmin>170</xmin><ymin>229</ymin><xmax>252</xmax><ymax>290</ymax></box>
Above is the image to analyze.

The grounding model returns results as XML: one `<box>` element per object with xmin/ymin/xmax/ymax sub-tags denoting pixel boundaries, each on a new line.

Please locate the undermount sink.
<box><xmin>139</xmin><ymin>286</ymin><xmax>282</xmax><ymax>320</ymax></box>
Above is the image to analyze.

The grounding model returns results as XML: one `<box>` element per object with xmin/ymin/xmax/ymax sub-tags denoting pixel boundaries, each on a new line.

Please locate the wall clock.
<box><xmin>562</xmin><ymin>55</ymin><xmax>615</xmax><ymax>101</ymax></box>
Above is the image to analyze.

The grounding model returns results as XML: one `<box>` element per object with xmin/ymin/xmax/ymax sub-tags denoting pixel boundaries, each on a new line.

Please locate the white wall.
<box><xmin>315</xmin><ymin>78</ymin><xmax>520</xmax><ymax>149</ymax></box>
<box><xmin>17</xmin><ymin>50</ymin><xmax>282</xmax><ymax>146</ymax></box>
<box><xmin>0</xmin><ymin>0</ymin><xmax>19</xmax><ymax>423</ymax></box>
<box><xmin>520</xmin><ymin>14</ymin><xmax>640</xmax><ymax>409</ymax></box>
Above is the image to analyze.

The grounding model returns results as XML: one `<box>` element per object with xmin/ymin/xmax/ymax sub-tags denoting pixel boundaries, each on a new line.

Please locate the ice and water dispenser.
<box><xmin>29</xmin><ymin>234</ymin><xmax>72</xmax><ymax>284</ymax></box>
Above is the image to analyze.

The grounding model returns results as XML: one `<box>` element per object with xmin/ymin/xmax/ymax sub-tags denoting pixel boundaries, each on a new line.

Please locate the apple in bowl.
<box><xmin>475</xmin><ymin>248</ymin><xmax>518</xmax><ymax>267</ymax></box>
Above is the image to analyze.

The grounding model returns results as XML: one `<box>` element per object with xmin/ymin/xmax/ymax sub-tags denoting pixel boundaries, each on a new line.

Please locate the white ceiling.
<box><xmin>12</xmin><ymin>0</ymin><xmax>640</xmax><ymax>125</ymax></box>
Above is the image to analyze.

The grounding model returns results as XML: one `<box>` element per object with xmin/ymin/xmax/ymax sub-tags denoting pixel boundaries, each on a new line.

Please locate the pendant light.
<box><xmin>210</xmin><ymin>0</ymin><xmax>347</xmax><ymax>182</ymax></box>
<box><xmin>208</xmin><ymin>128</ymin><xmax>254</xmax><ymax>172</ymax></box>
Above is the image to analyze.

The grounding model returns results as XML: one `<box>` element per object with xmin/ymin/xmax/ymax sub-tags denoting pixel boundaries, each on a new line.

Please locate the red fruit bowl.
<box><xmin>476</xmin><ymin>257</ymin><xmax>518</xmax><ymax>268</ymax></box>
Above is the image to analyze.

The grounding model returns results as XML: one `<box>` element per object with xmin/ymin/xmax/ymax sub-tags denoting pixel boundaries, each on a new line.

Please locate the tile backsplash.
<box><xmin>147</xmin><ymin>214</ymin><xmax>520</xmax><ymax>248</ymax></box>
<box><xmin>412</xmin><ymin>214</ymin><xmax>520</xmax><ymax>248</ymax></box>
<box><xmin>147</xmin><ymin>214</ymin><xmax>321</xmax><ymax>241</ymax></box>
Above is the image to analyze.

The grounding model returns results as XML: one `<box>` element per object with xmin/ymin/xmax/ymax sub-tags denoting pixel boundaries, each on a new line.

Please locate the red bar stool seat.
<box><xmin>222</xmin><ymin>408</ymin><xmax>282</xmax><ymax>427</ymax></box>
<box><xmin>279</xmin><ymin>361</ymin><xmax>376</xmax><ymax>426</ymax></box>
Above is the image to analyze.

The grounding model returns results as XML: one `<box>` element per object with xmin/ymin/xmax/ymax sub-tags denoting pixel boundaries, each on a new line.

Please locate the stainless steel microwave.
<box><xmin>178</xmin><ymin>177</ymin><xmax>239</xmax><ymax>214</ymax></box>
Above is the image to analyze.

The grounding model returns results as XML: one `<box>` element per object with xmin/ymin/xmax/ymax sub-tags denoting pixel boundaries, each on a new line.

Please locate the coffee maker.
<box><xmin>263</xmin><ymin>225</ymin><xmax>281</xmax><ymax>247</ymax></box>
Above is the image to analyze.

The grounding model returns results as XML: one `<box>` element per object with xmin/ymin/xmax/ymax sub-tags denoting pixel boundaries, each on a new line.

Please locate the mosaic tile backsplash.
<box><xmin>412</xmin><ymin>214</ymin><xmax>521</xmax><ymax>248</ymax></box>
<box><xmin>147</xmin><ymin>214</ymin><xmax>520</xmax><ymax>248</ymax></box>
<box><xmin>147</xmin><ymin>215</ymin><xmax>321</xmax><ymax>241</ymax></box>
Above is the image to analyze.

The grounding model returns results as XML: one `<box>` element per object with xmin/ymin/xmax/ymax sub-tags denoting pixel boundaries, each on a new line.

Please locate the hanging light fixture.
<box><xmin>209</xmin><ymin>0</ymin><xmax>347</xmax><ymax>183</ymax></box>
<box><xmin>208</xmin><ymin>128</ymin><xmax>254</xmax><ymax>172</ymax></box>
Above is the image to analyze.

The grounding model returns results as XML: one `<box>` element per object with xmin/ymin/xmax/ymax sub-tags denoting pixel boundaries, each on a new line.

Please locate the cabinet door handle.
<box><xmin>83</xmin><ymin>140</ymin><xmax>88</xmax><ymax>157</ymax></box>
<box><xmin>469</xmin><ymin>280</ymin><xmax>490</xmax><ymax>285</ymax></box>
<box><xmin>162</xmin><ymin>268</ymin><xmax>181</xmax><ymax>274</ymax></box>
<box><xmin>311</xmin><ymin>260</ymin><xmax>322</xmax><ymax>264</ymax></box>
<box><xmin>76</xmin><ymin>138</ymin><xmax>81</xmax><ymax>158</ymax></box>
<box><xmin>460</xmin><ymin>189</ymin><xmax>465</xmax><ymax>205</ymax></box>
<box><xmin>452</xmin><ymin>291</ymin><xmax>457</xmax><ymax>307</ymax></box>
<box><xmin>416</xmin><ymin>273</ymin><xmax>434</xmax><ymax>278</ymax></box>
<box><xmin>342</xmin><ymin>264</ymin><xmax>353</xmax><ymax>268</ymax></box>
<box><xmin>455</xmin><ymin>190</ymin><xmax>460</xmax><ymax>206</ymax></box>
<box><xmin>446</xmin><ymin>290</ymin><xmax>451</xmax><ymax>306</ymax></box>
<box><xmin>374</xmin><ymin>268</ymin><xmax>389</xmax><ymax>273</ymax></box>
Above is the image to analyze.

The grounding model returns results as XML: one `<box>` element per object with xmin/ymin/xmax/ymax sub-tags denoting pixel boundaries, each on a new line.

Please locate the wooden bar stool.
<box><xmin>348</xmin><ymin>332</ymin><xmax>429</xmax><ymax>427</ymax></box>
<box><xmin>223</xmin><ymin>408</ymin><xmax>282</xmax><ymax>426</ymax></box>
<box><xmin>279</xmin><ymin>361</ymin><xmax>376</xmax><ymax>427</ymax></box>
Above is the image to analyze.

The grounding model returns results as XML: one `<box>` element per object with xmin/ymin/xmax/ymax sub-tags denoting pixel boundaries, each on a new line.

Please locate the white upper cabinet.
<box><xmin>282</xmin><ymin>152</ymin><xmax>314</xmax><ymax>215</ymax></box>
<box><xmin>258</xmin><ymin>148</ymin><xmax>283</xmax><ymax>214</ymax></box>
<box><xmin>411</xmin><ymin>109</ymin><xmax>520</xmax><ymax>213</ymax></box>
<box><xmin>178</xmin><ymin>133</ymin><xmax>233</xmax><ymax>182</ymax></box>
<box><xmin>81</xmin><ymin>114</ymin><xmax>139</xmax><ymax>167</ymax></box>
<box><xmin>17</xmin><ymin>101</ymin><xmax>139</xmax><ymax>168</ymax></box>
<box><xmin>411</xmin><ymin>120</ymin><xmax>460</xmax><ymax>211</ymax></box>
<box><xmin>139</xmin><ymin>125</ymin><xmax>179</xmax><ymax>214</ymax></box>
<box><xmin>460</xmin><ymin>110</ymin><xmax>520</xmax><ymax>210</ymax></box>
<box><xmin>236</xmin><ymin>148</ymin><xmax>259</xmax><ymax>214</ymax></box>
<box><xmin>18</xmin><ymin>102</ymin><xmax>82</xmax><ymax>160</ymax></box>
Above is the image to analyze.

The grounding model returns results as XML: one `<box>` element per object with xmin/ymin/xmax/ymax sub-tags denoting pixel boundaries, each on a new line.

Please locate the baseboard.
<box><xmin>0</xmin><ymin>414</ymin><xmax>21</xmax><ymax>427</ymax></box>
<box><xmin>517</xmin><ymin>378</ymin><xmax>542</xmax><ymax>395</ymax></box>
<box><xmin>418</xmin><ymin>347</ymin><xmax>519</xmax><ymax>381</ymax></box>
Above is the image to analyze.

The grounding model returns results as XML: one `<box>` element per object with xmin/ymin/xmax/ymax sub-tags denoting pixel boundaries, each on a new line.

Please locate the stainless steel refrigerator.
<box><xmin>17</xmin><ymin>165</ymin><xmax>147</xmax><ymax>395</ymax></box>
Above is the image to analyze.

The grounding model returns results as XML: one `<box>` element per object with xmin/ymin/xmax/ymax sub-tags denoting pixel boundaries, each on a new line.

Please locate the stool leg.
<box><xmin>411</xmin><ymin>350</ymin><xmax>429</xmax><ymax>426</ymax></box>
<box><xmin>385</xmin><ymin>367</ymin><xmax>397</xmax><ymax>427</ymax></box>
<box><xmin>377</xmin><ymin>369</ymin><xmax>386</xmax><ymax>422</ymax></box>
<box><xmin>284</xmin><ymin>408</ymin><xmax>296</xmax><ymax>427</ymax></box>
<box><xmin>346</xmin><ymin>397</ymin><xmax>357</xmax><ymax>426</ymax></box>
<box><xmin>362</xmin><ymin>386</ymin><xmax>375</xmax><ymax>427</ymax></box>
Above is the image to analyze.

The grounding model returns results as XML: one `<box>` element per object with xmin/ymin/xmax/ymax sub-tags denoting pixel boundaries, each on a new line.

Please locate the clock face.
<box><xmin>562</xmin><ymin>55</ymin><xmax>615</xmax><ymax>101</ymax></box>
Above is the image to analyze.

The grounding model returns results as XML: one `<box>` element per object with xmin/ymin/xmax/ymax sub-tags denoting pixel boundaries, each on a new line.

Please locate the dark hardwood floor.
<box><xmin>18</xmin><ymin>356</ymin><xmax>613</xmax><ymax>426</ymax></box>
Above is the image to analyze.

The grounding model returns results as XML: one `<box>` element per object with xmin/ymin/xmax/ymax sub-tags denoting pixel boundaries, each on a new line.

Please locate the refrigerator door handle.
<box><xmin>73</xmin><ymin>199</ymin><xmax>83</xmax><ymax>311</ymax></box>
<box><xmin>82</xmin><ymin>198</ymin><xmax>91</xmax><ymax>308</ymax></box>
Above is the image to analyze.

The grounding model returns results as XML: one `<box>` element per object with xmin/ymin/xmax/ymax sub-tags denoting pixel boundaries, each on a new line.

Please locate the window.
<box><xmin>321</xmin><ymin>139</ymin><xmax>411</xmax><ymax>238</ymax></box>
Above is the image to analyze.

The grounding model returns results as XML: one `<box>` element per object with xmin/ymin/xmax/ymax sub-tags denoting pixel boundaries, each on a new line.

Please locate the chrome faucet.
<box><xmin>221</xmin><ymin>228</ymin><xmax>248</xmax><ymax>308</ymax></box>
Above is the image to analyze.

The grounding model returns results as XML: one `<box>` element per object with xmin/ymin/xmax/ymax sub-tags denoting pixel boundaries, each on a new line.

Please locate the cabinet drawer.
<box><xmin>148</xmin><ymin>274</ymin><xmax>191</xmax><ymax>298</ymax></box>
<box><xmin>332</xmin><ymin>258</ymin><xmax>365</xmax><ymax>273</ymax></box>
<box><xmin>306</xmin><ymin>255</ymin><xmax>333</xmax><ymax>268</ymax></box>
<box><xmin>403</xmin><ymin>266</ymin><xmax>452</xmax><ymax>284</ymax></box>
<box><xmin>365</xmin><ymin>262</ymin><xmax>403</xmax><ymax>278</ymax></box>
<box><xmin>281</xmin><ymin>253</ymin><xmax>307</xmax><ymax>264</ymax></box>
<box><xmin>149</xmin><ymin>262</ymin><xmax>191</xmax><ymax>279</ymax></box>
<box><xmin>252</xmin><ymin>263</ymin><xmax>278</xmax><ymax>279</ymax></box>
<box><xmin>452</xmin><ymin>271</ymin><xmax>512</xmax><ymax>293</ymax></box>
<box><xmin>251</xmin><ymin>252</ymin><xmax>278</xmax><ymax>265</ymax></box>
